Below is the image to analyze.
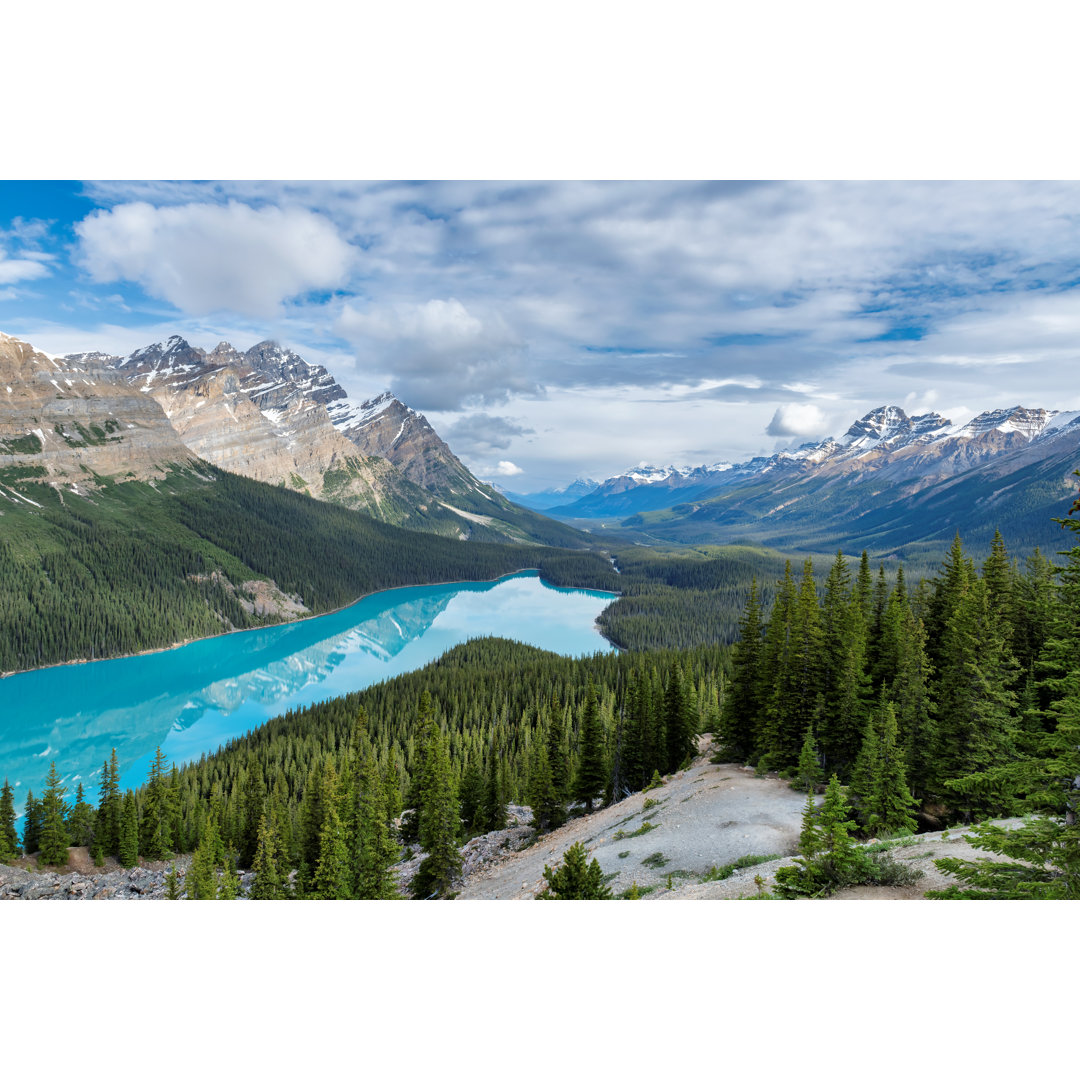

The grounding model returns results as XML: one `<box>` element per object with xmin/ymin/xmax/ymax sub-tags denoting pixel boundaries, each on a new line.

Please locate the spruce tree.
<box><xmin>933</xmin><ymin>575</ymin><xmax>1020</xmax><ymax>816</ymax></box>
<box><xmin>481</xmin><ymin>731</ymin><xmax>507</xmax><ymax>832</ymax></box>
<box><xmin>545</xmin><ymin>698</ymin><xmax>571</xmax><ymax>817</ymax></box>
<box><xmin>411</xmin><ymin>722</ymin><xmax>462</xmax><ymax>898</ymax></box>
<box><xmin>526</xmin><ymin>737</ymin><xmax>558</xmax><ymax>832</ymax></box>
<box><xmin>22</xmin><ymin>790</ymin><xmax>41</xmax><ymax>855</ymax></box>
<box><xmin>537</xmin><ymin>842</ymin><xmax>612</xmax><ymax>899</ymax></box>
<box><xmin>217</xmin><ymin>849</ymin><xmax>240</xmax><ymax>899</ymax></box>
<box><xmin>117</xmin><ymin>791</ymin><xmax>139</xmax><ymax>868</ymax></box>
<box><xmin>312</xmin><ymin>766</ymin><xmax>352</xmax><ymax>899</ymax></box>
<box><xmin>0</xmin><ymin>778</ymin><xmax>19</xmax><ymax>862</ymax></box>
<box><xmin>67</xmin><ymin>783</ymin><xmax>94</xmax><ymax>848</ymax></box>
<box><xmin>165</xmin><ymin>863</ymin><xmax>182</xmax><ymax>900</ymax></box>
<box><xmin>930</xmin><ymin>497</ymin><xmax>1080</xmax><ymax>898</ymax></box>
<box><xmin>662</xmin><ymin>664</ymin><xmax>697</xmax><ymax>774</ymax></box>
<box><xmin>186</xmin><ymin>816</ymin><xmax>225</xmax><ymax>899</ymax></box>
<box><xmin>794</xmin><ymin>726</ymin><xmax>823</xmax><ymax>793</ymax></box>
<box><xmin>249</xmin><ymin>814</ymin><xmax>288</xmax><ymax>900</ymax></box>
<box><xmin>354</xmin><ymin>747</ymin><xmax>400</xmax><ymax>899</ymax></box>
<box><xmin>774</xmin><ymin>775</ymin><xmax>864</xmax><ymax>897</ymax></box>
<box><xmin>572</xmin><ymin>681</ymin><xmax>607</xmax><ymax>812</ymax></box>
<box><xmin>139</xmin><ymin>747</ymin><xmax>172</xmax><ymax>861</ymax></box>
<box><xmin>38</xmin><ymin>761</ymin><xmax>71</xmax><ymax>866</ymax></box>
<box><xmin>97</xmin><ymin>749</ymin><xmax>121</xmax><ymax>857</ymax></box>
<box><xmin>458</xmin><ymin>758</ymin><xmax>484</xmax><ymax>833</ymax></box>
<box><xmin>718</xmin><ymin>577</ymin><xmax>764</xmax><ymax>761</ymax></box>
<box><xmin>856</xmin><ymin>701</ymin><xmax>918</xmax><ymax>837</ymax></box>
<box><xmin>762</xmin><ymin>559</ymin><xmax>823</xmax><ymax>771</ymax></box>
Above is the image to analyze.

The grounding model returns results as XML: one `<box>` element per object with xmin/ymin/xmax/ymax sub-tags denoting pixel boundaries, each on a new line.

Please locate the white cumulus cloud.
<box><xmin>337</xmin><ymin>297</ymin><xmax>538</xmax><ymax>411</ymax></box>
<box><xmin>765</xmin><ymin>403</ymin><xmax>830</xmax><ymax>437</ymax></box>
<box><xmin>479</xmin><ymin>460</ymin><xmax>523</xmax><ymax>477</ymax></box>
<box><xmin>74</xmin><ymin>201</ymin><xmax>353</xmax><ymax>318</ymax></box>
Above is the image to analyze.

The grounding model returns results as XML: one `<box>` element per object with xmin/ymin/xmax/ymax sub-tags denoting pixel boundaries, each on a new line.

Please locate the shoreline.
<box><xmin>2</xmin><ymin>567</ymin><xmax>621</xmax><ymax>679</ymax></box>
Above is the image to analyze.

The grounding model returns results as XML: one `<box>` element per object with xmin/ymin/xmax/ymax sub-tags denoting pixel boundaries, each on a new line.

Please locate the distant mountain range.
<box><xmin>0</xmin><ymin>331</ymin><xmax>587</xmax><ymax>548</ymax></box>
<box><xmin>543</xmin><ymin>404</ymin><xmax>1080</xmax><ymax>556</ymax></box>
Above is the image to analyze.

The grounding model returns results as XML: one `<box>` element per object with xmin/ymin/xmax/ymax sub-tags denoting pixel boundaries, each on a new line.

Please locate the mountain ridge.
<box><xmin>547</xmin><ymin>402</ymin><xmax>1080</xmax><ymax>555</ymax></box>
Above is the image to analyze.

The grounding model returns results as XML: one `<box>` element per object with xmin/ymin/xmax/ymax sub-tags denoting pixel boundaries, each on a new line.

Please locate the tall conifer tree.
<box><xmin>0</xmin><ymin>778</ymin><xmax>18</xmax><ymax>862</ymax></box>
<box><xmin>719</xmin><ymin>576</ymin><xmax>764</xmax><ymax>761</ymax></box>
<box><xmin>572</xmin><ymin>682</ymin><xmax>607</xmax><ymax>811</ymax></box>
<box><xmin>38</xmin><ymin>762</ymin><xmax>70</xmax><ymax>866</ymax></box>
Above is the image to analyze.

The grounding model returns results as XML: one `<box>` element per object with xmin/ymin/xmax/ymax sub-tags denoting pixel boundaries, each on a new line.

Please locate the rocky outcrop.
<box><xmin>0</xmin><ymin>332</ymin><xmax>197</xmax><ymax>491</ymax></box>
<box><xmin>327</xmin><ymin>391</ymin><xmax>481</xmax><ymax>496</ymax></box>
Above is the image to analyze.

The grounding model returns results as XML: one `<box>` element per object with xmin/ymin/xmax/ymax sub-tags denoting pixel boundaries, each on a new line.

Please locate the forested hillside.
<box><xmin>0</xmin><ymin>462</ymin><xmax>618</xmax><ymax>672</ymax></box>
<box><xmin>6</xmin><ymin>460</ymin><xmax>1078</xmax><ymax>900</ymax></box>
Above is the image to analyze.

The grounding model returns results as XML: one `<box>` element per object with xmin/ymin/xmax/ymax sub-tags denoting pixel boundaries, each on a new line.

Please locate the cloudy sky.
<box><xmin>3</xmin><ymin>180</ymin><xmax>1080</xmax><ymax>490</ymax></box>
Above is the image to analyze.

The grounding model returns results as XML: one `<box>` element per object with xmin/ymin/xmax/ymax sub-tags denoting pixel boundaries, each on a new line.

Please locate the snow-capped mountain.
<box><xmin>44</xmin><ymin>334</ymin><xmax>588</xmax><ymax>547</ymax></box>
<box><xmin>548</xmin><ymin>402</ymin><xmax>1080</xmax><ymax>553</ymax></box>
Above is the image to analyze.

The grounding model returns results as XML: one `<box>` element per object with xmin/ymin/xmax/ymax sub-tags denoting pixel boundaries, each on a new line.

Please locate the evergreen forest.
<box><xmin>3</xmin><ymin>465</ymin><xmax>1078</xmax><ymax>901</ymax></box>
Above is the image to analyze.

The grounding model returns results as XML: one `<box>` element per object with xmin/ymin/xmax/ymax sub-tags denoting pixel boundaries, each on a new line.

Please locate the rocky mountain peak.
<box><xmin>243</xmin><ymin>340</ymin><xmax>345</xmax><ymax>407</ymax></box>
<box><xmin>207</xmin><ymin>341</ymin><xmax>243</xmax><ymax>366</ymax></box>
<box><xmin>122</xmin><ymin>335</ymin><xmax>207</xmax><ymax>372</ymax></box>
<box><xmin>954</xmin><ymin>405</ymin><xmax>1055</xmax><ymax>440</ymax></box>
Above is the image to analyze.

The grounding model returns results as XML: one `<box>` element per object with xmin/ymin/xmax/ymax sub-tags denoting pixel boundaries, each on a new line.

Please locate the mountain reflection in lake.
<box><xmin>0</xmin><ymin>572</ymin><xmax>615</xmax><ymax>800</ymax></box>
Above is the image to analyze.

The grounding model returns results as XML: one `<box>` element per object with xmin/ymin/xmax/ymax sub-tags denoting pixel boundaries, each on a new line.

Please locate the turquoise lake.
<box><xmin>0</xmin><ymin>571</ymin><xmax>615</xmax><ymax>805</ymax></box>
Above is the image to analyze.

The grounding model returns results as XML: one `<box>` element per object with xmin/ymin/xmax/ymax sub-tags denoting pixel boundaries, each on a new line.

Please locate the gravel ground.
<box><xmin>458</xmin><ymin>736</ymin><xmax>815</xmax><ymax>899</ymax></box>
<box><xmin>457</xmin><ymin>736</ymin><xmax>1024</xmax><ymax>901</ymax></box>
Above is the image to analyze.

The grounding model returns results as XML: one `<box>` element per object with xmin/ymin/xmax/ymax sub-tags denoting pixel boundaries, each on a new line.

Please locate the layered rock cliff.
<box><xmin>0</xmin><ymin>332</ymin><xmax>196</xmax><ymax>493</ymax></box>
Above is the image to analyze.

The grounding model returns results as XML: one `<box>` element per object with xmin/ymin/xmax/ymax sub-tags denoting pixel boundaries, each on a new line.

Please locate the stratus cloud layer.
<box><xmin>18</xmin><ymin>180</ymin><xmax>1080</xmax><ymax>486</ymax></box>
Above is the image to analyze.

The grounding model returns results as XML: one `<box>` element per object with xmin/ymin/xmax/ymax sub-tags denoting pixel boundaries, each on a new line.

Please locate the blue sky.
<box><xmin>4</xmin><ymin>180</ymin><xmax>1080</xmax><ymax>490</ymax></box>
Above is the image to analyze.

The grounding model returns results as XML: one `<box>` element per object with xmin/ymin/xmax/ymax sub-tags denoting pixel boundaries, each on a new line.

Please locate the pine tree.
<box><xmin>249</xmin><ymin>814</ymin><xmax>288</xmax><ymax>900</ymax></box>
<box><xmin>186</xmin><ymin>816</ymin><xmax>225</xmax><ymax>899</ymax></box>
<box><xmin>411</xmin><ymin>721</ymin><xmax>462</xmax><ymax>899</ymax></box>
<box><xmin>933</xmin><ymin>575</ymin><xmax>1020</xmax><ymax>816</ymax></box>
<box><xmin>572</xmin><ymin>681</ymin><xmax>607</xmax><ymax>811</ymax></box>
<box><xmin>217</xmin><ymin>849</ymin><xmax>240</xmax><ymax>899</ymax></box>
<box><xmin>37</xmin><ymin>761</ymin><xmax>71</xmax><ymax>866</ymax></box>
<box><xmin>312</xmin><ymin>766</ymin><xmax>352</xmax><ymax>899</ymax></box>
<box><xmin>458</xmin><ymin>758</ymin><xmax>484</xmax><ymax>833</ymax></box>
<box><xmin>718</xmin><ymin>577</ymin><xmax>764</xmax><ymax>761</ymax></box>
<box><xmin>0</xmin><ymin>778</ymin><xmax>19</xmax><ymax>863</ymax></box>
<box><xmin>796</xmin><ymin>788</ymin><xmax>823</xmax><ymax>858</ymax></box>
<box><xmin>855</xmin><ymin>701</ymin><xmax>918</xmax><ymax>837</ymax></box>
<box><xmin>97</xmin><ymin>749</ymin><xmax>121</xmax><ymax>856</ymax></box>
<box><xmin>67</xmin><ymin>783</ymin><xmax>94</xmax><ymax>848</ymax></box>
<box><xmin>526</xmin><ymin>737</ymin><xmax>558</xmax><ymax>832</ymax></box>
<box><xmin>545</xmin><ymin>698</ymin><xmax>571</xmax><ymax>816</ymax></box>
<box><xmin>662</xmin><ymin>664</ymin><xmax>697</xmax><ymax>774</ymax></box>
<box><xmin>354</xmin><ymin>747</ymin><xmax>400</xmax><ymax>899</ymax></box>
<box><xmin>537</xmin><ymin>842</ymin><xmax>612</xmax><ymax>899</ymax></box>
<box><xmin>757</xmin><ymin>561</ymin><xmax>796</xmax><ymax>769</ymax></box>
<box><xmin>481</xmin><ymin>731</ymin><xmax>507</xmax><ymax>832</ymax></box>
<box><xmin>889</xmin><ymin>606</ymin><xmax>936</xmax><ymax>800</ymax></box>
<box><xmin>139</xmin><ymin>747</ymin><xmax>172</xmax><ymax>861</ymax></box>
<box><xmin>165</xmin><ymin>862</ymin><xmax>182</xmax><ymax>899</ymax></box>
<box><xmin>762</xmin><ymin>559</ymin><xmax>823</xmax><ymax>771</ymax></box>
<box><xmin>930</xmin><ymin>495</ymin><xmax>1080</xmax><ymax>897</ymax></box>
<box><xmin>22</xmin><ymin>791</ymin><xmax>42</xmax><ymax>855</ymax></box>
<box><xmin>794</xmin><ymin>726</ymin><xmax>823</xmax><ymax>793</ymax></box>
<box><xmin>774</xmin><ymin>775</ymin><xmax>864</xmax><ymax>897</ymax></box>
<box><xmin>854</xmin><ymin>550</ymin><xmax>874</xmax><ymax>626</ymax></box>
<box><xmin>117</xmin><ymin>790</ymin><xmax>139</xmax><ymax>868</ymax></box>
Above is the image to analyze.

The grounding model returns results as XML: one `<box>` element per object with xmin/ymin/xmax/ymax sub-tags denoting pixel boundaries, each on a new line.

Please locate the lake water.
<box><xmin>0</xmin><ymin>571</ymin><xmax>615</xmax><ymax>806</ymax></box>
